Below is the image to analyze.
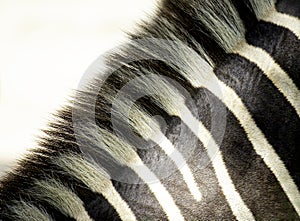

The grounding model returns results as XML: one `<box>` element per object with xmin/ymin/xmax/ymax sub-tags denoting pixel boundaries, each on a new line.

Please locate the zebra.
<box><xmin>0</xmin><ymin>0</ymin><xmax>299</xmax><ymax>220</ymax></box>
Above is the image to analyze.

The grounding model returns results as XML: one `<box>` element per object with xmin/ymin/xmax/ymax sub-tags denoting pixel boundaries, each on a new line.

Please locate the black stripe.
<box><xmin>182</xmin><ymin>88</ymin><xmax>237</xmax><ymax>220</ymax></box>
<box><xmin>215</xmin><ymin>54</ymin><xmax>300</xmax><ymax>188</ymax></box>
<box><xmin>246</xmin><ymin>21</ymin><xmax>300</xmax><ymax>89</ymax></box>
<box><xmin>38</xmin><ymin>202</ymin><xmax>77</xmax><ymax>221</ymax></box>
<box><xmin>85</xmin><ymin>193</ymin><xmax>122</xmax><ymax>221</ymax></box>
<box><xmin>276</xmin><ymin>0</ymin><xmax>300</xmax><ymax>18</ymax></box>
<box><xmin>232</xmin><ymin>0</ymin><xmax>259</xmax><ymax>31</ymax></box>
<box><xmin>162</xmin><ymin>113</ymin><xmax>235</xmax><ymax>220</ymax></box>
<box><xmin>186</xmin><ymin>85</ymin><xmax>299</xmax><ymax>219</ymax></box>
<box><xmin>203</xmin><ymin>88</ymin><xmax>299</xmax><ymax>219</ymax></box>
<box><xmin>156</xmin><ymin>1</ymin><xmax>227</xmax><ymax>64</ymax></box>
<box><xmin>222</xmin><ymin>113</ymin><xmax>298</xmax><ymax>220</ymax></box>
<box><xmin>112</xmin><ymin>179</ymin><xmax>168</xmax><ymax>221</ymax></box>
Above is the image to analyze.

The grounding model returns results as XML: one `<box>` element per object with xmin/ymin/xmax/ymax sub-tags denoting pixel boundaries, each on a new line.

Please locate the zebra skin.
<box><xmin>0</xmin><ymin>0</ymin><xmax>299</xmax><ymax>220</ymax></box>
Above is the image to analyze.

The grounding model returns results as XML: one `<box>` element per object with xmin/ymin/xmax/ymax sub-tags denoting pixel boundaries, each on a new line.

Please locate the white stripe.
<box><xmin>157</xmin><ymin>42</ymin><xmax>300</xmax><ymax>216</ymax></box>
<box><xmin>55</xmin><ymin>156</ymin><xmax>137</xmax><ymax>221</ymax></box>
<box><xmin>11</xmin><ymin>201</ymin><xmax>53</xmax><ymax>221</ymax></box>
<box><xmin>234</xmin><ymin>42</ymin><xmax>300</xmax><ymax>117</ymax></box>
<box><xmin>247</xmin><ymin>0</ymin><xmax>275</xmax><ymax>19</ymax></box>
<box><xmin>180</xmin><ymin>106</ymin><xmax>255</xmax><ymax>221</ymax></box>
<box><xmin>107</xmin><ymin>97</ymin><xmax>201</xmax><ymax>201</ymax></box>
<box><xmin>103</xmin><ymin>184</ymin><xmax>138</xmax><ymax>221</ymax></box>
<box><xmin>85</xmin><ymin>127</ymin><xmax>185</xmax><ymax>221</ymax></box>
<box><xmin>263</xmin><ymin>9</ymin><xmax>300</xmax><ymax>39</ymax></box>
<box><xmin>122</xmin><ymin>74</ymin><xmax>253</xmax><ymax>220</ymax></box>
<box><xmin>35</xmin><ymin>179</ymin><xmax>93</xmax><ymax>221</ymax></box>
<box><xmin>130</xmin><ymin>158</ymin><xmax>185</xmax><ymax>221</ymax></box>
<box><xmin>213</xmin><ymin>81</ymin><xmax>300</xmax><ymax>216</ymax></box>
<box><xmin>123</xmin><ymin>105</ymin><xmax>201</xmax><ymax>201</ymax></box>
<box><xmin>153</xmin><ymin>132</ymin><xmax>202</xmax><ymax>201</ymax></box>
<box><xmin>178</xmin><ymin>57</ymin><xmax>300</xmax><ymax>215</ymax></box>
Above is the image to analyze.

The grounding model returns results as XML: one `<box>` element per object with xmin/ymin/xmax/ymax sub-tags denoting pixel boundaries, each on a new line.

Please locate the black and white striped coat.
<box><xmin>0</xmin><ymin>0</ymin><xmax>299</xmax><ymax>220</ymax></box>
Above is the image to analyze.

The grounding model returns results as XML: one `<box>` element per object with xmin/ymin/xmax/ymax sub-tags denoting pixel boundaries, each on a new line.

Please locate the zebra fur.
<box><xmin>1</xmin><ymin>0</ymin><xmax>300</xmax><ymax>220</ymax></box>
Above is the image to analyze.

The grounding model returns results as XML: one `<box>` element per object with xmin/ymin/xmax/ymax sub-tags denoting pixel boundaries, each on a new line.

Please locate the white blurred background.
<box><xmin>0</xmin><ymin>0</ymin><xmax>158</xmax><ymax>177</ymax></box>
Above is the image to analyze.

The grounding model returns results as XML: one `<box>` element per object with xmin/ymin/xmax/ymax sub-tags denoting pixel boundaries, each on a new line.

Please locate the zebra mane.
<box><xmin>1</xmin><ymin>0</ymin><xmax>299</xmax><ymax>220</ymax></box>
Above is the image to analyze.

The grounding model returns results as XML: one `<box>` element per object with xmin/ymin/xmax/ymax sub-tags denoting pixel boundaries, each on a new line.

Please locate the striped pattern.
<box><xmin>264</xmin><ymin>9</ymin><xmax>300</xmax><ymax>39</ymax></box>
<box><xmin>234</xmin><ymin>42</ymin><xmax>300</xmax><ymax>117</ymax></box>
<box><xmin>34</xmin><ymin>179</ymin><xmax>93</xmax><ymax>221</ymax></box>
<box><xmin>54</xmin><ymin>156</ymin><xmax>138</xmax><ymax>221</ymax></box>
<box><xmin>9</xmin><ymin>201</ymin><xmax>53</xmax><ymax>221</ymax></box>
<box><xmin>0</xmin><ymin>0</ymin><xmax>299</xmax><ymax>220</ymax></box>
